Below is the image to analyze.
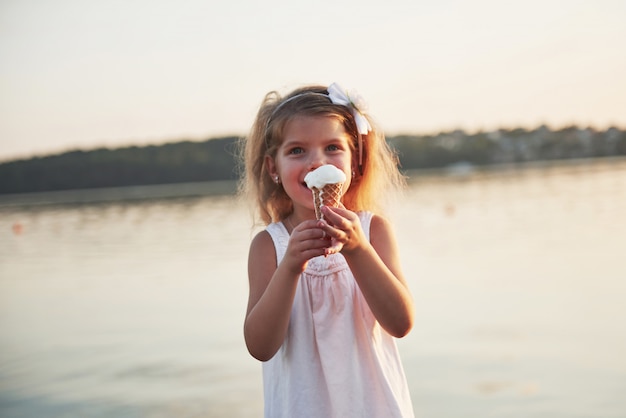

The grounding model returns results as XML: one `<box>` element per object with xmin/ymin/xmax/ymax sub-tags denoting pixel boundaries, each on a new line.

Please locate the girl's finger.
<box><xmin>324</xmin><ymin>241</ymin><xmax>344</xmax><ymax>256</ymax></box>
<box><xmin>317</xmin><ymin>219</ymin><xmax>339</xmax><ymax>238</ymax></box>
<box><xmin>320</xmin><ymin>207</ymin><xmax>344</xmax><ymax>228</ymax></box>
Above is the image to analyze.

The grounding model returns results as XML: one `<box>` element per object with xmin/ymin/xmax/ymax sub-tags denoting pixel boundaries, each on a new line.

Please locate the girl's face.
<box><xmin>266</xmin><ymin>115</ymin><xmax>353</xmax><ymax>219</ymax></box>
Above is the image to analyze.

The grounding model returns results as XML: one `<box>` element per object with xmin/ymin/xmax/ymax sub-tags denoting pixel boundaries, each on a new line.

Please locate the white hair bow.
<box><xmin>327</xmin><ymin>83</ymin><xmax>372</xmax><ymax>135</ymax></box>
<box><xmin>327</xmin><ymin>83</ymin><xmax>372</xmax><ymax>170</ymax></box>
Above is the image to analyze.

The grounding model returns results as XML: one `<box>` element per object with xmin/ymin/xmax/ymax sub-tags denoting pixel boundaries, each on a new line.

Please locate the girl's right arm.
<box><xmin>244</xmin><ymin>220</ymin><xmax>327</xmax><ymax>361</ymax></box>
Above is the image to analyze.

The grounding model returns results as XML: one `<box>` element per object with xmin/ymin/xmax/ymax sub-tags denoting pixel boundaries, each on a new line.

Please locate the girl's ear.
<box><xmin>265</xmin><ymin>155</ymin><xmax>278</xmax><ymax>179</ymax></box>
<box><xmin>351</xmin><ymin>157</ymin><xmax>360</xmax><ymax>178</ymax></box>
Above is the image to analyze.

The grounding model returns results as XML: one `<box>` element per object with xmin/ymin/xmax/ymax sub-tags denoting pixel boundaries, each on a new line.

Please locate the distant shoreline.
<box><xmin>0</xmin><ymin>179</ymin><xmax>238</xmax><ymax>208</ymax></box>
<box><xmin>1</xmin><ymin>156</ymin><xmax>624</xmax><ymax>208</ymax></box>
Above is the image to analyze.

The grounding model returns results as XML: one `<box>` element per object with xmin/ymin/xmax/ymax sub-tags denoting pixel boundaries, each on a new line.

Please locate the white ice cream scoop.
<box><xmin>304</xmin><ymin>165</ymin><xmax>346</xmax><ymax>189</ymax></box>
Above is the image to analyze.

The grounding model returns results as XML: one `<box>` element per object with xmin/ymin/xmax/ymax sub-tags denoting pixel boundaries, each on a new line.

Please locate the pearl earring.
<box><xmin>274</xmin><ymin>176</ymin><xmax>280</xmax><ymax>184</ymax></box>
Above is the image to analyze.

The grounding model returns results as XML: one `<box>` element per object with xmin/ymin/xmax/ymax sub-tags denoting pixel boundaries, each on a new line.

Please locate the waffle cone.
<box><xmin>312</xmin><ymin>183</ymin><xmax>343</xmax><ymax>220</ymax></box>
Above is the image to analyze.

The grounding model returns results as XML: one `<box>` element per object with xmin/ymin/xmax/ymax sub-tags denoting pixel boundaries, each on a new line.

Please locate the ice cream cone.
<box><xmin>304</xmin><ymin>165</ymin><xmax>347</xmax><ymax>220</ymax></box>
<box><xmin>312</xmin><ymin>182</ymin><xmax>343</xmax><ymax>220</ymax></box>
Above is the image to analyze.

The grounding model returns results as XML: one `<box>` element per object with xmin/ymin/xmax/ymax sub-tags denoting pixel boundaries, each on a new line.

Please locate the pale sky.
<box><xmin>1</xmin><ymin>0</ymin><xmax>625</xmax><ymax>161</ymax></box>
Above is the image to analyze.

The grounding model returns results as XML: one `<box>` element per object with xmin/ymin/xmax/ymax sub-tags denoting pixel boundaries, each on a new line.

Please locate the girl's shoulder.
<box><xmin>248</xmin><ymin>228</ymin><xmax>277</xmax><ymax>264</ymax></box>
<box><xmin>367</xmin><ymin>212</ymin><xmax>398</xmax><ymax>246</ymax></box>
<box><xmin>369</xmin><ymin>212</ymin><xmax>392</xmax><ymax>230</ymax></box>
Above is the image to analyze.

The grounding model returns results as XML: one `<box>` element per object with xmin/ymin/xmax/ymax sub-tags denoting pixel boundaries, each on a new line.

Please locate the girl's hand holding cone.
<box><xmin>317</xmin><ymin>203</ymin><xmax>365</xmax><ymax>256</ymax></box>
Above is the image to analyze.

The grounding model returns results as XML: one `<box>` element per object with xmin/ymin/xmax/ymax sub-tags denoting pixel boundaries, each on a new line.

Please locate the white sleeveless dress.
<box><xmin>262</xmin><ymin>211</ymin><xmax>414</xmax><ymax>418</ymax></box>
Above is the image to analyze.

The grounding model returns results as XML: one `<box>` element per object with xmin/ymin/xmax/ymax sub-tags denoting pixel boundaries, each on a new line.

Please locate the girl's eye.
<box><xmin>327</xmin><ymin>144</ymin><xmax>340</xmax><ymax>151</ymax></box>
<box><xmin>288</xmin><ymin>147</ymin><xmax>304</xmax><ymax>155</ymax></box>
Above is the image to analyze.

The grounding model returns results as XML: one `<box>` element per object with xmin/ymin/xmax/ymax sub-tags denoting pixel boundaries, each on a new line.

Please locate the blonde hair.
<box><xmin>239</xmin><ymin>84</ymin><xmax>404</xmax><ymax>226</ymax></box>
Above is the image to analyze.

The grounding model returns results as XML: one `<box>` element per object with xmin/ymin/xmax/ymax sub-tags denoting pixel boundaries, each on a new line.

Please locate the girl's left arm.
<box><xmin>320</xmin><ymin>206</ymin><xmax>415</xmax><ymax>338</ymax></box>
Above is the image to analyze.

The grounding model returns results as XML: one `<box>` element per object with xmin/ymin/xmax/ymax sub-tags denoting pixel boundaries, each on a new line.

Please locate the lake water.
<box><xmin>1</xmin><ymin>159</ymin><xmax>625</xmax><ymax>417</ymax></box>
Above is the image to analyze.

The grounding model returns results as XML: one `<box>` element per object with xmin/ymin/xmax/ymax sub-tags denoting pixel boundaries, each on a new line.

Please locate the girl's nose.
<box><xmin>308</xmin><ymin>152</ymin><xmax>325</xmax><ymax>170</ymax></box>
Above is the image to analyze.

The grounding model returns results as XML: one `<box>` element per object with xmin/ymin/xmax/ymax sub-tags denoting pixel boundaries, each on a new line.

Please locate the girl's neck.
<box><xmin>283</xmin><ymin>208</ymin><xmax>316</xmax><ymax>232</ymax></box>
<box><xmin>283</xmin><ymin>216</ymin><xmax>296</xmax><ymax>234</ymax></box>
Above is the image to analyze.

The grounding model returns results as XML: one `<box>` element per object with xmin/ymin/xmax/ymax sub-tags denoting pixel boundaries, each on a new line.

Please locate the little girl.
<box><xmin>241</xmin><ymin>83</ymin><xmax>415</xmax><ymax>417</ymax></box>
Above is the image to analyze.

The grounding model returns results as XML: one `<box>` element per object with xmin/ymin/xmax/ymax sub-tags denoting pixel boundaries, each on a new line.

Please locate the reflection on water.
<box><xmin>1</xmin><ymin>159</ymin><xmax>625</xmax><ymax>417</ymax></box>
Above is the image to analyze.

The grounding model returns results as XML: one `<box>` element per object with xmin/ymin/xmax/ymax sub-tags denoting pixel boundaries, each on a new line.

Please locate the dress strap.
<box><xmin>359</xmin><ymin>211</ymin><xmax>373</xmax><ymax>241</ymax></box>
<box><xmin>265</xmin><ymin>221</ymin><xmax>290</xmax><ymax>264</ymax></box>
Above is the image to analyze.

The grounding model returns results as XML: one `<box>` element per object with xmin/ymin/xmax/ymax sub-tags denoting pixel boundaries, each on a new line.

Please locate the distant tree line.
<box><xmin>1</xmin><ymin>126</ymin><xmax>625</xmax><ymax>195</ymax></box>
<box><xmin>392</xmin><ymin>125</ymin><xmax>626</xmax><ymax>169</ymax></box>
<box><xmin>0</xmin><ymin>138</ymin><xmax>240</xmax><ymax>194</ymax></box>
